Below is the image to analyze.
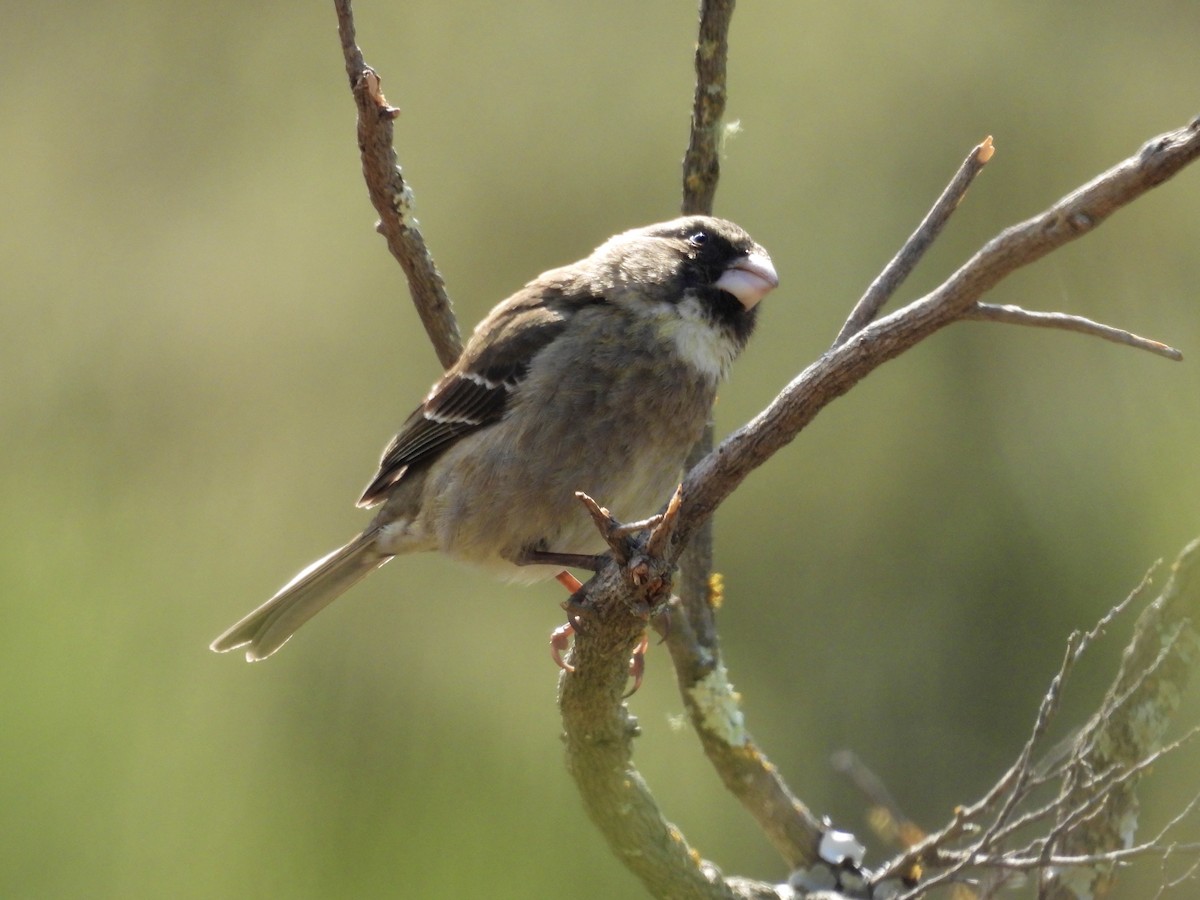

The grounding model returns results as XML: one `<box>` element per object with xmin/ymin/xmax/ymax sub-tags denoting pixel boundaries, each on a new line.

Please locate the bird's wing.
<box><xmin>356</xmin><ymin>276</ymin><xmax>599</xmax><ymax>507</ymax></box>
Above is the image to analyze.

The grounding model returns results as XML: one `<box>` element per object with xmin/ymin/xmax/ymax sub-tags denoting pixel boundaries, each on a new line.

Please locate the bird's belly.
<box><xmin>423</xmin><ymin>422</ymin><xmax>699</xmax><ymax>573</ymax></box>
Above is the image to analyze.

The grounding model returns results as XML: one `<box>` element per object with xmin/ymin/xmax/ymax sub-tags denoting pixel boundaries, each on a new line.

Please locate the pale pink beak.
<box><xmin>715</xmin><ymin>249</ymin><xmax>779</xmax><ymax>309</ymax></box>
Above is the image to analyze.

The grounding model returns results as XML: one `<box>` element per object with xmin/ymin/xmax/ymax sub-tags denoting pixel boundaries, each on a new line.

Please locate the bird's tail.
<box><xmin>210</xmin><ymin>531</ymin><xmax>391</xmax><ymax>661</ymax></box>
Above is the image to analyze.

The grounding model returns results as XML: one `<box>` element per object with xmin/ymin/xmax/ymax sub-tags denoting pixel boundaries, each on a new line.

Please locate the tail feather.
<box><xmin>211</xmin><ymin>532</ymin><xmax>391</xmax><ymax>661</ymax></box>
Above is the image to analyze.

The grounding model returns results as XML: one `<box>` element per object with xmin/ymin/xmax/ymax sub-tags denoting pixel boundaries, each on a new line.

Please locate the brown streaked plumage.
<box><xmin>211</xmin><ymin>216</ymin><xmax>778</xmax><ymax>661</ymax></box>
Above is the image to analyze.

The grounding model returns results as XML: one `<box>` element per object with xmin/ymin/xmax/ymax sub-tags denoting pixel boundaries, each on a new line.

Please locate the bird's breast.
<box><xmin>655</xmin><ymin>295</ymin><xmax>739</xmax><ymax>383</ymax></box>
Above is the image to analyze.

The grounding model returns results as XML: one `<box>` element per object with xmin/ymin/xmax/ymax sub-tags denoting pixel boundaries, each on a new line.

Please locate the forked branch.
<box><xmin>670</xmin><ymin>118</ymin><xmax>1199</xmax><ymax>556</ymax></box>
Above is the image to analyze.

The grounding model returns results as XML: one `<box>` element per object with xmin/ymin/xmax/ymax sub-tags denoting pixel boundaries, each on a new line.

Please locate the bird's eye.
<box><xmin>687</xmin><ymin>231</ymin><xmax>708</xmax><ymax>248</ymax></box>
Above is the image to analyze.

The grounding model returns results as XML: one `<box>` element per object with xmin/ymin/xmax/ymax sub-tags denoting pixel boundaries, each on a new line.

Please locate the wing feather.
<box><xmin>357</xmin><ymin>276</ymin><xmax>598</xmax><ymax>507</ymax></box>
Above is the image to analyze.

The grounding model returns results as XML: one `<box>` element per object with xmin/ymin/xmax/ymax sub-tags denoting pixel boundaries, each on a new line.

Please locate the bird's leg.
<box><xmin>555</xmin><ymin>570</ymin><xmax>585</xmax><ymax>593</ymax></box>
<box><xmin>517</xmin><ymin>548</ymin><xmax>609</xmax><ymax>571</ymax></box>
<box><xmin>556</xmin><ymin>571</ymin><xmax>590</xmax><ymax>631</ymax></box>
<box><xmin>519</xmin><ymin>489</ymin><xmax>669</xmax><ymax>573</ymax></box>
<box><xmin>543</xmin><ymin>490</ymin><xmax>683</xmax><ymax>689</ymax></box>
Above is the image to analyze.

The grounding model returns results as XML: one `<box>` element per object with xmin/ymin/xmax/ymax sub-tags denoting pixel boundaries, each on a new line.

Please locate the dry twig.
<box><xmin>676</xmin><ymin>0</ymin><xmax>829</xmax><ymax>875</ymax></box>
<box><xmin>964</xmin><ymin>303</ymin><xmax>1182</xmax><ymax>360</ymax></box>
<box><xmin>834</xmin><ymin>136</ymin><xmax>995</xmax><ymax>346</ymax></box>
<box><xmin>333</xmin><ymin>0</ymin><xmax>461</xmax><ymax>367</ymax></box>
<box><xmin>868</xmin><ymin>541</ymin><xmax>1200</xmax><ymax>900</ymax></box>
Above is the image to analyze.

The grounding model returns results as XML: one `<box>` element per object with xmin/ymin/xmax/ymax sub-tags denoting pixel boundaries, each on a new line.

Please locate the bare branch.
<box><xmin>873</xmin><ymin>634</ymin><xmax>1081</xmax><ymax>890</ymax></box>
<box><xmin>1157</xmin><ymin>839</ymin><xmax>1200</xmax><ymax>897</ymax></box>
<box><xmin>333</xmin><ymin>0</ymin><xmax>462</xmax><ymax>368</ymax></box>
<box><xmin>670</xmin><ymin>117</ymin><xmax>1200</xmax><ymax>561</ymax></box>
<box><xmin>1071</xmin><ymin>563</ymin><xmax>1159</xmax><ymax>662</ymax></box>
<box><xmin>1039</xmin><ymin>539</ymin><xmax>1200</xmax><ymax>899</ymax></box>
<box><xmin>965</xmin><ymin>302</ymin><xmax>1183</xmax><ymax>360</ymax></box>
<box><xmin>878</xmin><ymin>571</ymin><xmax>1156</xmax><ymax>888</ymax></box>
<box><xmin>834</xmin><ymin>136</ymin><xmax>994</xmax><ymax>347</ymax></box>
<box><xmin>869</xmin><ymin>540</ymin><xmax>1200</xmax><ymax>900</ymax></box>
<box><xmin>939</xmin><ymin>839</ymin><xmax>1200</xmax><ymax>872</ymax></box>
<box><xmin>663</xmin><ymin>609</ymin><xmax>824</xmax><ymax>869</ymax></box>
<box><xmin>557</xmin><ymin>564</ymin><xmax>785</xmax><ymax>900</ymax></box>
<box><xmin>681</xmin><ymin>0</ymin><xmax>736</xmax><ymax>217</ymax></box>
<box><xmin>676</xmin><ymin>0</ymin><xmax>735</xmax><ymax>645</ymax></box>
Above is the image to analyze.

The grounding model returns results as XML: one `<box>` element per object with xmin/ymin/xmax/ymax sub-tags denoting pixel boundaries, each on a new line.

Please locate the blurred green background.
<box><xmin>3</xmin><ymin>1</ymin><xmax>1198</xmax><ymax>897</ymax></box>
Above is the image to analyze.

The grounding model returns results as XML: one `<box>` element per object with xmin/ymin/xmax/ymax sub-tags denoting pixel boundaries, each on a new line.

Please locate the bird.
<box><xmin>211</xmin><ymin>215</ymin><xmax>778</xmax><ymax>661</ymax></box>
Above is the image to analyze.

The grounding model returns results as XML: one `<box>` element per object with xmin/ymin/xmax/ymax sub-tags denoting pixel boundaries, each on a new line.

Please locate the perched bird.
<box><xmin>211</xmin><ymin>216</ymin><xmax>778</xmax><ymax>661</ymax></box>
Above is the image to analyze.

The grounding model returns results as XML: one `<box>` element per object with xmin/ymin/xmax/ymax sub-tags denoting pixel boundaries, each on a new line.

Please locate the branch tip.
<box><xmin>967</xmin><ymin>303</ymin><xmax>1184</xmax><ymax>361</ymax></box>
<box><xmin>834</xmin><ymin>135</ymin><xmax>993</xmax><ymax>346</ymax></box>
<box><xmin>646</xmin><ymin>484</ymin><xmax>683</xmax><ymax>559</ymax></box>
<box><xmin>977</xmin><ymin>135</ymin><xmax>996</xmax><ymax>163</ymax></box>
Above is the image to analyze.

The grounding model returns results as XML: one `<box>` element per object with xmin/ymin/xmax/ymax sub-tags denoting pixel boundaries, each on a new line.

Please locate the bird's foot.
<box><xmin>549</xmin><ymin>570</ymin><xmax>650</xmax><ymax>696</ymax></box>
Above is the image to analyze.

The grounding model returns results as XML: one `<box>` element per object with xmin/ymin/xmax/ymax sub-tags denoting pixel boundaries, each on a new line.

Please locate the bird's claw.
<box><xmin>548</xmin><ymin>562</ymin><xmax>652</xmax><ymax>694</ymax></box>
<box><xmin>549</xmin><ymin>618</ymin><xmax>650</xmax><ymax>698</ymax></box>
<box><xmin>622</xmin><ymin>633</ymin><xmax>650</xmax><ymax>698</ymax></box>
<box><xmin>550</xmin><ymin>621</ymin><xmax>576</xmax><ymax>673</ymax></box>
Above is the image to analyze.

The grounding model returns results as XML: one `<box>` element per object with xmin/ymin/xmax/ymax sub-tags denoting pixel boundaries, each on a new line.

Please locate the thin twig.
<box><xmin>1072</xmin><ymin>563</ymin><xmax>1159</xmax><ymax>663</ymax></box>
<box><xmin>1158</xmin><ymin>838</ymin><xmax>1200</xmax><ymax>897</ymax></box>
<box><xmin>987</xmin><ymin>722</ymin><xmax>1194</xmax><ymax>857</ymax></box>
<box><xmin>1073</xmin><ymin>631</ymin><xmax>1181</xmax><ymax>761</ymax></box>
<box><xmin>1040</xmin><ymin>539</ymin><xmax>1200</xmax><ymax>900</ymax></box>
<box><xmin>879</xmin><ymin>542</ymin><xmax>1200</xmax><ymax>900</ymax></box>
<box><xmin>834</xmin><ymin>136</ymin><xmax>994</xmax><ymax>347</ymax></box>
<box><xmin>940</xmin><ymin>840</ymin><xmax>1200</xmax><ymax>872</ymax></box>
<box><xmin>965</xmin><ymin>302</ymin><xmax>1183</xmax><ymax>360</ymax></box>
<box><xmin>333</xmin><ymin>0</ymin><xmax>462</xmax><ymax>368</ymax></box>
<box><xmin>1062</xmin><ymin>726</ymin><xmax>1199</xmax><ymax>835</ymax></box>
<box><xmin>875</xmin><ymin>636</ymin><xmax>1079</xmax><ymax>890</ymax></box>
